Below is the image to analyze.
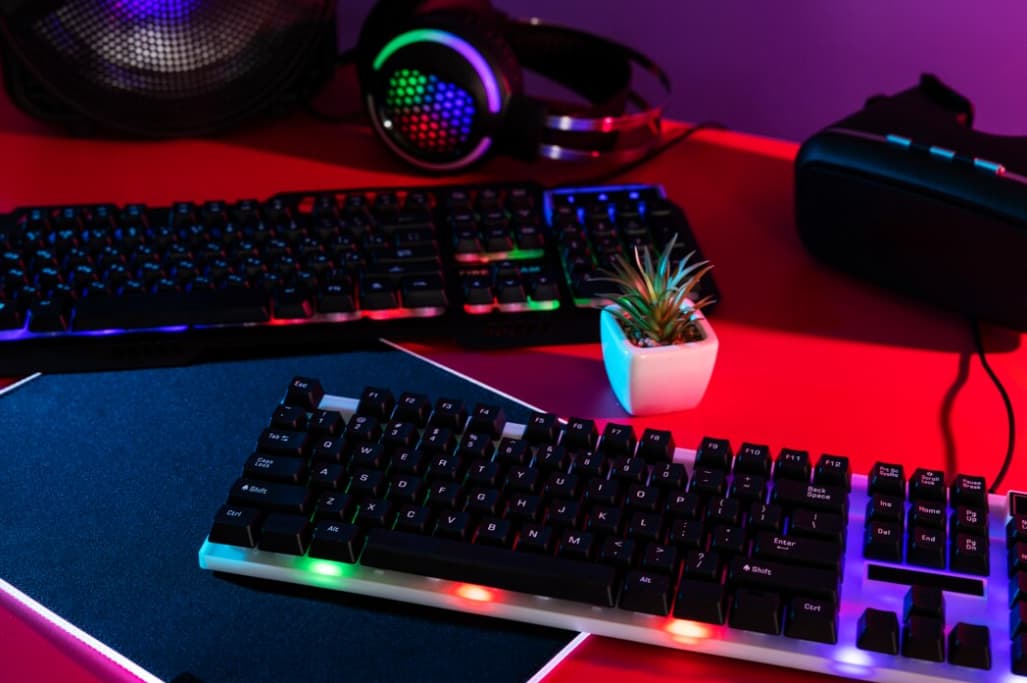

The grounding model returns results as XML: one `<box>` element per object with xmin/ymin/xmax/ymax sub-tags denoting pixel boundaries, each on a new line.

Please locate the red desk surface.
<box><xmin>2</xmin><ymin>76</ymin><xmax>1026</xmax><ymax>683</ymax></box>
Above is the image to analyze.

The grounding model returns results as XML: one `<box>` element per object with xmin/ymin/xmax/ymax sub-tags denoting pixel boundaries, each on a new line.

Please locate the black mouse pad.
<box><xmin>0</xmin><ymin>349</ymin><xmax>572</xmax><ymax>683</ymax></box>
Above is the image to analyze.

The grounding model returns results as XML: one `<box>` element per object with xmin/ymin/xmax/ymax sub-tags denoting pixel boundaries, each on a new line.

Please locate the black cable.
<box><xmin>972</xmin><ymin>318</ymin><xmax>1016</xmax><ymax>493</ymax></box>
<box><xmin>561</xmin><ymin>120</ymin><xmax>728</xmax><ymax>187</ymax></box>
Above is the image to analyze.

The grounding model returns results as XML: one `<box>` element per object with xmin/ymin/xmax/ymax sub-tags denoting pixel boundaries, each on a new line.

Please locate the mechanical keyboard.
<box><xmin>0</xmin><ymin>182</ymin><xmax>716</xmax><ymax>373</ymax></box>
<box><xmin>199</xmin><ymin>378</ymin><xmax>1027</xmax><ymax>682</ymax></box>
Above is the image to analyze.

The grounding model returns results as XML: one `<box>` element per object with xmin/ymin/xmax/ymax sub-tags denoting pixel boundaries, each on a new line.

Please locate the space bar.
<box><xmin>360</xmin><ymin>529</ymin><xmax>617</xmax><ymax>607</ymax></box>
<box><xmin>73</xmin><ymin>290</ymin><xmax>269</xmax><ymax>331</ymax></box>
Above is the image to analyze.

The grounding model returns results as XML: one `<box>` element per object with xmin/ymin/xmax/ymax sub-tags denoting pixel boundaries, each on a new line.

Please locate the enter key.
<box><xmin>753</xmin><ymin>531</ymin><xmax>842</xmax><ymax>573</ymax></box>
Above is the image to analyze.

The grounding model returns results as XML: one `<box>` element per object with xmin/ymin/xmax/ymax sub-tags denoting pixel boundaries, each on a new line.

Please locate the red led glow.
<box><xmin>664</xmin><ymin>619</ymin><xmax>713</xmax><ymax>644</ymax></box>
<box><xmin>454</xmin><ymin>584</ymin><xmax>495</xmax><ymax>602</ymax></box>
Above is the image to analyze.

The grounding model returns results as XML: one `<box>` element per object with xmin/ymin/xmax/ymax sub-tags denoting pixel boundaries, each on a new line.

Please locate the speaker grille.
<box><xmin>1</xmin><ymin>0</ymin><xmax>334</xmax><ymax>134</ymax></box>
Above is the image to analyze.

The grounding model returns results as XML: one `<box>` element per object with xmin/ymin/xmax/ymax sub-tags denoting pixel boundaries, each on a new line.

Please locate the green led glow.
<box><xmin>298</xmin><ymin>556</ymin><xmax>357</xmax><ymax>579</ymax></box>
<box><xmin>526</xmin><ymin>299</ymin><xmax>561</xmax><ymax>311</ymax></box>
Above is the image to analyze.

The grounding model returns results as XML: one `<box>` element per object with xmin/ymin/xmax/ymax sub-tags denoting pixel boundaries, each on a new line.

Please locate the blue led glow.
<box><xmin>106</xmin><ymin>0</ymin><xmax>202</xmax><ymax>22</ymax></box>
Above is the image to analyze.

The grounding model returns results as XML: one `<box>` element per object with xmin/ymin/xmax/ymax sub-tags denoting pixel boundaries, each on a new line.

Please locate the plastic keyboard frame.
<box><xmin>198</xmin><ymin>392</ymin><xmax>1015</xmax><ymax>683</ymax></box>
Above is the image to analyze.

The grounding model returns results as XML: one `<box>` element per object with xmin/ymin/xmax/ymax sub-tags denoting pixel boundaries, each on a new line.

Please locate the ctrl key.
<box><xmin>209</xmin><ymin>505</ymin><xmax>262</xmax><ymax>547</ymax></box>
<box><xmin>785</xmin><ymin>597</ymin><xmax>837</xmax><ymax>644</ymax></box>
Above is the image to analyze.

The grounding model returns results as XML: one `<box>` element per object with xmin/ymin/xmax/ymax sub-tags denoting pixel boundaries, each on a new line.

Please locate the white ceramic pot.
<box><xmin>600</xmin><ymin>303</ymin><xmax>719</xmax><ymax>416</ymax></box>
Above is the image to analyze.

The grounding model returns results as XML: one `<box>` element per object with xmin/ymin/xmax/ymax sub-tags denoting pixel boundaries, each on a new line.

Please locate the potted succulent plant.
<box><xmin>597</xmin><ymin>236</ymin><xmax>718</xmax><ymax>415</ymax></box>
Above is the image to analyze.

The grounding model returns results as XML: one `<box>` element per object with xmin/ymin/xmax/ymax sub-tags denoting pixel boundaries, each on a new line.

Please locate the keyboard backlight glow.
<box><xmin>830</xmin><ymin>646</ymin><xmax>874</xmax><ymax>678</ymax></box>
<box><xmin>454</xmin><ymin>584</ymin><xmax>495</xmax><ymax>602</ymax></box>
<box><xmin>304</xmin><ymin>559</ymin><xmax>346</xmax><ymax>577</ymax></box>
<box><xmin>664</xmin><ymin>619</ymin><xmax>712</xmax><ymax>644</ymax></box>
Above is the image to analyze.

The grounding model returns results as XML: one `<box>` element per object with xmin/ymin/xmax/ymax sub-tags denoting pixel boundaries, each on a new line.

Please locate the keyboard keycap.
<box><xmin>729</xmin><ymin>589</ymin><xmax>782</xmax><ymax>635</ymax></box>
<box><xmin>619</xmin><ymin>570</ymin><xmax>672</xmax><ymax>616</ymax></box>
<box><xmin>361</xmin><ymin>529</ymin><xmax>617</xmax><ymax>606</ymax></box>
<box><xmin>309</xmin><ymin>521</ymin><xmax>361</xmax><ymax>562</ymax></box>
<box><xmin>228</xmin><ymin>478</ymin><xmax>310</xmax><ymax>514</ymax></box>
<box><xmin>868</xmin><ymin>462</ymin><xmax>906</xmax><ymax>498</ymax></box>
<box><xmin>785</xmin><ymin>596</ymin><xmax>837</xmax><ymax>644</ymax></box>
<box><xmin>673</xmin><ymin>578</ymin><xmax>727</xmax><ymax>624</ymax></box>
<box><xmin>950</xmin><ymin>474</ymin><xmax>987</xmax><ymax>509</ymax></box>
<box><xmin>728</xmin><ymin>557</ymin><xmax>838</xmax><ymax>603</ymax></box>
<box><xmin>909</xmin><ymin>468</ymin><xmax>946</xmax><ymax>502</ymax></box>
<box><xmin>772</xmin><ymin>478</ymin><xmax>847</xmax><ymax>514</ymax></box>
<box><xmin>258</xmin><ymin>513</ymin><xmax>310</xmax><ymax>555</ymax></box>
<box><xmin>695</xmin><ymin>437</ymin><xmax>732</xmax><ymax>470</ymax></box>
<box><xmin>857</xmin><ymin>608</ymin><xmax>899</xmax><ymax>654</ymax></box>
<box><xmin>902</xmin><ymin>615</ymin><xmax>945</xmax><ymax>661</ymax></box>
<box><xmin>209</xmin><ymin>505</ymin><xmax>261</xmax><ymax>547</ymax></box>
<box><xmin>947</xmin><ymin>623</ymin><xmax>990</xmax><ymax>670</ymax></box>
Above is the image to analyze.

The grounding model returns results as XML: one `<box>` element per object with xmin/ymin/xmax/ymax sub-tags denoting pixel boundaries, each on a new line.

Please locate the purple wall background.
<box><xmin>338</xmin><ymin>0</ymin><xmax>1027</xmax><ymax>141</ymax></box>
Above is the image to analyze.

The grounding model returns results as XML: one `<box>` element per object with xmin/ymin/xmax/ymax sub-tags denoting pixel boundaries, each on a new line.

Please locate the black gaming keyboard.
<box><xmin>0</xmin><ymin>183</ymin><xmax>716</xmax><ymax>373</ymax></box>
<box><xmin>199</xmin><ymin>378</ymin><xmax>1024</xmax><ymax>682</ymax></box>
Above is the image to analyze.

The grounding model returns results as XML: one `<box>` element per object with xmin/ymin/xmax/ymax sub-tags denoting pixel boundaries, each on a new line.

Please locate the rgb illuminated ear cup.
<box><xmin>362</xmin><ymin>10</ymin><xmax>523</xmax><ymax>171</ymax></box>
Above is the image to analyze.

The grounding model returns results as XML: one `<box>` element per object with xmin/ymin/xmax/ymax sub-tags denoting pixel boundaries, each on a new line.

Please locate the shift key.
<box><xmin>228</xmin><ymin>477</ymin><xmax>311</xmax><ymax>514</ymax></box>
<box><xmin>729</xmin><ymin>556</ymin><xmax>838</xmax><ymax>603</ymax></box>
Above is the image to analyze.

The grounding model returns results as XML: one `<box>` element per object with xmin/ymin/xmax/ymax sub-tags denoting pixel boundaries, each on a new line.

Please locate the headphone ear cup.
<box><xmin>360</xmin><ymin>5</ymin><xmax>526</xmax><ymax>170</ymax></box>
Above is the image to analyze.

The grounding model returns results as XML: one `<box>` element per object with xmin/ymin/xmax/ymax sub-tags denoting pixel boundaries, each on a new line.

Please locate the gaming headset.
<box><xmin>355</xmin><ymin>0</ymin><xmax>670</xmax><ymax>171</ymax></box>
<box><xmin>0</xmin><ymin>0</ymin><xmax>669</xmax><ymax>172</ymax></box>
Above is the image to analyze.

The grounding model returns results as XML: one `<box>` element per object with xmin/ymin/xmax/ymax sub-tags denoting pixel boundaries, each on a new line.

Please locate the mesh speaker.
<box><xmin>0</xmin><ymin>0</ymin><xmax>337</xmax><ymax>136</ymax></box>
